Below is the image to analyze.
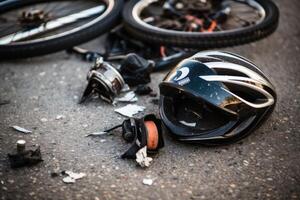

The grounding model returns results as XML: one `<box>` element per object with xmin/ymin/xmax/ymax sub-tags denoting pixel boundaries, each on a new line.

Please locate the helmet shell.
<box><xmin>159</xmin><ymin>51</ymin><xmax>276</xmax><ymax>145</ymax></box>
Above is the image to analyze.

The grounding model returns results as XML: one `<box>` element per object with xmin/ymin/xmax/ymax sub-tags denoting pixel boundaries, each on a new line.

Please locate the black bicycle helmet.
<box><xmin>159</xmin><ymin>51</ymin><xmax>276</xmax><ymax>145</ymax></box>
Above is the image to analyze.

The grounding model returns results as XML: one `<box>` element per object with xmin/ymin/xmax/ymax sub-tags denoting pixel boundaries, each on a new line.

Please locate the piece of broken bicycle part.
<box><xmin>119</xmin><ymin>53</ymin><xmax>154</xmax><ymax>87</ymax></box>
<box><xmin>101</xmin><ymin>114</ymin><xmax>164</xmax><ymax>159</ymax></box>
<box><xmin>8</xmin><ymin>140</ymin><xmax>43</xmax><ymax>168</ymax></box>
<box><xmin>80</xmin><ymin>57</ymin><xmax>125</xmax><ymax>104</ymax></box>
<box><xmin>17</xmin><ymin>140</ymin><xmax>26</xmax><ymax>153</ymax></box>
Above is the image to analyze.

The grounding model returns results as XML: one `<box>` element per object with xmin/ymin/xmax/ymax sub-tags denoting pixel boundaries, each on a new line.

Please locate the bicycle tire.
<box><xmin>0</xmin><ymin>0</ymin><xmax>123</xmax><ymax>58</ymax></box>
<box><xmin>122</xmin><ymin>0</ymin><xmax>279</xmax><ymax>48</ymax></box>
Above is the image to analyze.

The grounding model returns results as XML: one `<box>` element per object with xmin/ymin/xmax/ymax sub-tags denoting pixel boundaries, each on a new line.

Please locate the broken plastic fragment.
<box><xmin>85</xmin><ymin>131</ymin><xmax>107</xmax><ymax>137</ymax></box>
<box><xmin>135</xmin><ymin>146</ymin><xmax>153</xmax><ymax>168</ymax></box>
<box><xmin>114</xmin><ymin>104</ymin><xmax>145</xmax><ymax>118</ymax></box>
<box><xmin>65</xmin><ymin>171</ymin><xmax>86</xmax><ymax>179</ymax></box>
<box><xmin>114</xmin><ymin>91</ymin><xmax>138</xmax><ymax>103</ymax></box>
<box><xmin>40</xmin><ymin>118</ymin><xmax>48</xmax><ymax>123</ymax></box>
<box><xmin>55</xmin><ymin>115</ymin><xmax>65</xmax><ymax>120</ymax></box>
<box><xmin>142</xmin><ymin>178</ymin><xmax>153</xmax><ymax>186</ymax></box>
<box><xmin>63</xmin><ymin>171</ymin><xmax>86</xmax><ymax>184</ymax></box>
<box><xmin>11</xmin><ymin>126</ymin><xmax>32</xmax><ymax>133</ymax></box>
<box><xmin>121</xmin><ymin>84</ymin><xmax>131</xmax><ymax>92</ymax></box>
<box><xmin>62</xmin><ymin>176</ymin><xmax>76</xmax><ymax>184</ymax></box>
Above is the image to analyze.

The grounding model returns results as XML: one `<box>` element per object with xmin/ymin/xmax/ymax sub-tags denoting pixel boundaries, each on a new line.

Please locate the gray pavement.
<box><xmin>0</xmin><ymin>0</ymin><xmax>300</xmax><ymax>199</ymax></box>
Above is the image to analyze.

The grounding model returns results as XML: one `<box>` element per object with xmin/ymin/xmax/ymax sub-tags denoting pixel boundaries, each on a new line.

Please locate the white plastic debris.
<box><xmin>114</xmin><ymin>91</ymin><xmax>138</xmax><ymax>103</ymax></box>
<box><xmin>143</xmin><ymin>178</ymin><xmax>153</xmax><ymax>186</ymax></box>
<box><xmin>114</xmin><ymin>104</ymin><xmax>145</xmax><ymax>118</ymax></box>
<box><xmin>40</xmin><ymin>118</ymin><xmax>48</xmax><ymax>123</ymax></box>
<box><xmin>121</xmin><ymin>84</ymin><xmax>131</xmax><ymax>92</ymax></box>
<box><xmin>136</xmin><ymin>146</ymin><xmax>153</xmax><ymax>168</ymax></box>
<box><xmin>62</xmin><ymin>176</ymin><xmax>75</xmax><ymax>184</ymax></box>
<box><xmin>63</xmin><ymin>171</ymin><xmax>86</xmax><ymax>184</ymax></box>
<box><xmin>85</xmin><ymin>131</ymin><xmax>107</xmax><ymax>137</ymax></box>
<box><xmin>11</xmin><ymin>126</ymin><xmax>32</xmax><ymax>133</ymax></box>
<box><xmin>55</xmin><ymin>115</ymin><xmax>65</xmax><ymax>120</ymax></box>
<box><xmin>66</xmin><ymin>171</ymin><xmax>86</xmax><ymax>179</ymax></box>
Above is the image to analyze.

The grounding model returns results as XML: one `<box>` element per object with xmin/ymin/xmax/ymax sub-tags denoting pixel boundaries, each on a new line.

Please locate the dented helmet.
<box><xmin>159</xmin><ymin>51</ymin><xmax>276</xmax><ymax>145</ymax></box>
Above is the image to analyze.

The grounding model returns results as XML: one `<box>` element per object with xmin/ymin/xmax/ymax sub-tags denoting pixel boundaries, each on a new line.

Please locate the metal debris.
<box><xmin>142</xmin><ymin>178</ymin><xmax>153</xmax><ymax>186</ymax></box>
<box><xmin>80</xmin><ymin>57</ymin><xmax>125</xmax><ymax>104</ymax></box>
<box><xmin>16</xmin><ymin>140</ymin><xmax>26</xmax><ymax>153</ymax></box>
<box><xmin>114</xmin><ymin>91</ymin><xmax>138</xmax><ymax>103</ymax></box>
<box><xmin>8</xmin><ymin>141</ymin><xmax>43</xmax><ymax>168</ymax></box>
<box><xmin>114</xmin><ymin>104</ymin><xmax>145</xmax><ymax>118</ymax></box>
<box><xmin>135</xmin><ymin>146</ymin><xmax>153</xmax><ymax>168</ymax></box>
<box><xmin>85</xmin><ymin>131</ymin><xmax>107</xmax><ymax>137</ymax></box>
<box><xmin>11</xmin><ymin>126</ymin><xmax>32</xmax><ymax>133</ymax></box>
<box><xmin>62</xmin><ymin>171</ymin><xmax>86</xmax><ymax>184</ymax></box>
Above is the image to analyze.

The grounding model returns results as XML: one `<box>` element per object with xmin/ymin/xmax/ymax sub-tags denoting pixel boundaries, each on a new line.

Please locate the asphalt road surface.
<box><xmin>0</xmin><ymin>0</ymin><xmax>299</xmax><ymax>199</ymax></box>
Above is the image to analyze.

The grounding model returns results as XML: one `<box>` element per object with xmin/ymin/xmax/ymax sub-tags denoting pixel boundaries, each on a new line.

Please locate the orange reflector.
<box><xmin>145</xmin><ymin>121</ymin><xmax>159</xmax><ymax>150</ymax></box>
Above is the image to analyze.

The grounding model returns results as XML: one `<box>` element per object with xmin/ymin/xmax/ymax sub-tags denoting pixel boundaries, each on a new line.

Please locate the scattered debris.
<box><xmin>243</xmin><ymin>160</ymin><xmax>249</xmax><ymax>166</ymax></box>
<box><xmin>8</xmin><ymin>140</ymin><xmax>43</xmax><ymax>168</ymax></box>
<box><xmin>55</xmin><ymin>115</ymin><xmax>65</xmax><ymax>120</ymax></box>
<box><xmin>114</xmin><ymin>104</ymin><xmax>145</xmax><ymax>117</ymax></box>
<box><xmin>16</xmin><ymin>140</ymin><xmax>26</xmax><ymax>152</ymax></box>
<box><xmin>40</xmin><ymin>118</ymin><xmax>48</xmax><ymax>123</ymax></box>
<box><xmin>62</xmin><ymin>171</ymin><xmax>86</xmax><ymax>184</ymax></box>
<box><xmin>134</xmin><ymin>85</ymin><xmax>153</xmax><ymax>96</ymax></box>
<box><xmin>121</xmin><ymin>84</ymin><xmax>131</xmax><ymax>92</ymax></box>
<box><xmin>114</xmin><ymin>91</ymin><xmax>138</xmax><ymax>103</ymax></box>
<box><xmin>62</xmin><ymin>176</ymin><xmax>76</xmax><ymax>184</ymax></box>
<box><xmin>85</xmin><ymin>131</ymin><xmax>108</xmax><ymax>137</ymax></box>
<box><xmin>119</xmin><ymin>53</ymin><xmax>153</xmax><ymax>86</ymax></box>
<box><xmin>135</xmin><ymin>146</ymin><xmax>153</xmax><ymax>168</ymax></box>
<box><xmin>80</xmin><ymin>57</ymin><xmax>125</xmax><ymax>104</ymax></box>
<box><xmin>142</xmin><ymin>178</ymin><xmax>154</xmax><ymax>186</ymax></box>
<box><xmin>39</xmin><ymin>72</ymin><xmax>46</xmax><ymax>76</ymax></box>
<box><xmin>11</xmin><ymin>126</ymin><xmax>32</xmax><ymax>134</ymax></box>
<box><xmin>97</xmin><ymin>114</ymin><xmax>164</xmax><ymax>163</ymax></box>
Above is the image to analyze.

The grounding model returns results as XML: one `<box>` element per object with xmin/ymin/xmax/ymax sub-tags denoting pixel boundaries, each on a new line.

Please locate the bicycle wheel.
<box><xmin>123</xmin><ymin>0</ymin><xmax>279</xmax><ymax>48</ymax></box>
<box><xmin>0</xmin><ymin>0</ymin><xmax>123</xmax><ymax>58</ymax></box>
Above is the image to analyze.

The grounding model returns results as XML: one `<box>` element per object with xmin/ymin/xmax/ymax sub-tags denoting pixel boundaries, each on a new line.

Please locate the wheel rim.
<box><xmin>132</xmin><ymin>0</ymin><xmax>266</xmax><ymax>34</ymax></box>
<box><xmin>0</xmin><ymin>0</ymin><xmax>115</xmax><ymax>45</ymax></box>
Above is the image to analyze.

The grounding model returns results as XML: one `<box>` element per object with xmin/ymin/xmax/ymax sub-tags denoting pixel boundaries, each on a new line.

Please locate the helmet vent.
<box><xmin>213</xmin><ymin>68</ymin><xmax>249</xmax><ymax>77</ymax></box>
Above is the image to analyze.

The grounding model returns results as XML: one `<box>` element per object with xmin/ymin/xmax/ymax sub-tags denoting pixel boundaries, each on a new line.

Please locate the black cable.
<box><xmin>103</xmin><ymin>124</ymin><xmax>122</xmax><ymax>133</ymax></box>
